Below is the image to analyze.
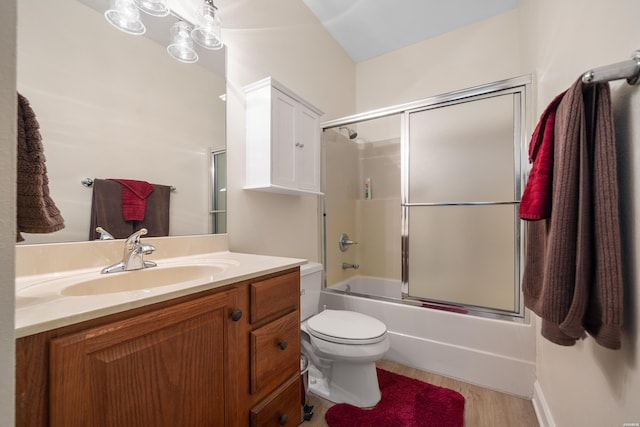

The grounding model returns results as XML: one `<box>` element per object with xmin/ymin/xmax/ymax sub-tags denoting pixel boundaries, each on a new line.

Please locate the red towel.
<box><xmin>519</xmin><ymin>91</ymin><xmax>566</xmax><ymax>220</ymax></box>
<box><xmin>108</xmin><ymin>179</ymin><xmax>154</xmax><ymax>221</ymax></box>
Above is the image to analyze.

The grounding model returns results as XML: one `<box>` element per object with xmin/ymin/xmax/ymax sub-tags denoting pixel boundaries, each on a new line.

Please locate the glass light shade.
<box><xmin>167</xmin><ymin>21</ymin><xmax>198</xmax><ymax>64</ymax></box>
<box><xmin>134</xmin><ymin>0</ymin><xmax>170</xmax><ymax>17</ymax></box>
<box><xmin>105</xmin><ymin>0</ymin><xmax>146</xmax><ymax>35</ymax></box>
<box><xmin>191</xmin><ymin>4</ymin><xmax>223</xmax><ymax>50</ymax></box>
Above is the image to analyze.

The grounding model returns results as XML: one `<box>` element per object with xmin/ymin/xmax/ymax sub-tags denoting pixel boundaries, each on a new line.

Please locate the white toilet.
<box><xmin>300</xmin><ymin>262</ymin><xmax>390</xmax><ymax>408</ymax></box>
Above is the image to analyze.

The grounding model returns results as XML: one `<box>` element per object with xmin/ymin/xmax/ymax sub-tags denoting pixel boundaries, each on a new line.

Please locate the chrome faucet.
<box><xmin>95</xmin><ymin>226</ymin><xmax>114</xmax><ymax>240</ymax></box>
<box><xmin>101</xmin><ymin>228</ymin><xmax>157</xmax><ymax>274</ymax></box>
<box><xmin>342</xmin><ymin>262</ymin><xmax>359</xmax><ymax>270</ymax></box>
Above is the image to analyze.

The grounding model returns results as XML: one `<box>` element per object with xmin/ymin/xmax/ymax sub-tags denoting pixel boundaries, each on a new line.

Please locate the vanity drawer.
<box><xmin>250</xmin><ymin>374</ymin><xmax>301</xmax><ymax>427</ymax></box>
<box><xmin>250</xmin><ymin>310</ymin><xmax>300</xmax><ymax>394</ymax></box>
<box><xmin>250</xmin><ymin>270</ymin><xmax>299</xmax><ymax>324</ymax></box>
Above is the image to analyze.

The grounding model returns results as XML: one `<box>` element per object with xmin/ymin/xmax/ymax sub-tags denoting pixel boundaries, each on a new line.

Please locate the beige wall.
<box><xmin>17</xmin><ymin>0</ymin><xmax>225</xmax><ymax>244</ymax></box>
<box><xmin>0</xmin><ymin>0</ymin><xmax>16</xmax><ymax>423</ymax></box>
<box><xmin>356</xmin><ymin>11</ymin><xmax>523</xmax><ymax>112</ymax></box>
<box><xmin>324</xmin><ymin>129</ymin><xmax>360</xmax><ymax>284</ymax></box>
<box><xmin>356</xmin><ymin>137</ymin><xmax>402</xmax><ymax>280</ymax></box>
<box><xmin>220</xmin><ymin>0</ymin><xmax>356</xmax><ymax>261</ymax></box>
<box><xmin>519</xmin><ymin>0</ymin><xmax>640</xmax><ymax>425</ymax></box>
<box><xmin>325</xmin><ymin>114</ymin><xmax>403</xmax><ymax>286</ymax></box>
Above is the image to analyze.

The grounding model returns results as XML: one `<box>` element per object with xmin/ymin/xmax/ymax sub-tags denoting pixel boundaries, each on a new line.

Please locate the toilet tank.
<box><xmin>300</xmin><ymin>262</ymin><xmax>323</xmax><ymax>321</ymax></box>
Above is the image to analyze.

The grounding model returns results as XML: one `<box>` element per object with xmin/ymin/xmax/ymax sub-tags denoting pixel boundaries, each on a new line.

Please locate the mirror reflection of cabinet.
<box><xmin>244</xmin><ymin>77</ymin><xmax>323</xmax><ymax>195</ymax></box>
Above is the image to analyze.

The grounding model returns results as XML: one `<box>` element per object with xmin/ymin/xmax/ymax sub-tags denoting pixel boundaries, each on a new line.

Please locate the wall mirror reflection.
<box><xmin>16</xmin><ymin>0</ymin><xmax>226</xmax><ymax>244</ymax></box>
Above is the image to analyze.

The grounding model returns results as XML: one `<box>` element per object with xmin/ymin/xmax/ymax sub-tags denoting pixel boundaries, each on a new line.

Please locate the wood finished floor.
<box><xmin>302</xmin><ymin>359</ymin><xmax>539</xmax><ymax>427</ymax></box>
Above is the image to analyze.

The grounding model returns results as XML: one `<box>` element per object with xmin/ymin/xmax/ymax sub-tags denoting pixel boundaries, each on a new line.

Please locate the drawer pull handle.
<box><xmin>278</xmin><ymin>340</ymin><xmax>288</xmax><ymax>350</ymax></box>
<box><xmin>278</xmin><ymin>414</ymin><xmax>289</xmax><ymax>425</ymax></box>
<box><xmin>230</xmin><ymin>309</ymin><xmax>243</xmax><ymax>322</ymax></box>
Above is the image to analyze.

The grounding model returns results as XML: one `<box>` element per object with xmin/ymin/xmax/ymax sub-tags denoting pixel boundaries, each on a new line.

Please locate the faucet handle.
<box><xmin>125</xmin><ymin>228</ymin><xmax>148</xmax><ymax>246</ymax></box>
<box><xmin>339</xmin><ymin>233</ymin><xmax>358</xmax><ymax>252</ymax></box>
<box><xmin>95</xmin><ymin>226</ymin><xmax>115</xmax><ymax>240</ymax></box>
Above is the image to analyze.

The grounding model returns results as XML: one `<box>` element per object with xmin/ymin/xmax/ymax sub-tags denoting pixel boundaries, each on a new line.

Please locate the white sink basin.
<box><xmin>61</xmin><ymin>264</ymin><xmax>227</xmax><ymax>296</ymax></box>
<box><xmin>17</xmin><ymin>261</ymin><xmax>238</xmax><ymax>301</ymax></box>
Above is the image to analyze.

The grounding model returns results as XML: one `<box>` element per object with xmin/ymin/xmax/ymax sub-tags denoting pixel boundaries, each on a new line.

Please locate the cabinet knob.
<box><xmin>278</xmin><ymin>339</ymin><xmax>288</xmax><ymax>350</ymax></box>
<box><xmin>295</xmin><ymin>142</ymin><xmax>305</xmax><ymax>148</ymax></box>
<box><xmin>278</xmin><ymin>414</ymin><xmax>289</xmax><ymax>425</ymax></box>
<box><xmin>230</xmin><ymin>309</ymin><xmax>243</xmax><ymax>322</ymax></box>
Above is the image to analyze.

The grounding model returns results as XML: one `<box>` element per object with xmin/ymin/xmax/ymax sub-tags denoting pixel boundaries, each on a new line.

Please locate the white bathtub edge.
<box><xmin>385</xmin><ymin>331</ymin><xmax>536</xmax><ymax>398</ymax></box>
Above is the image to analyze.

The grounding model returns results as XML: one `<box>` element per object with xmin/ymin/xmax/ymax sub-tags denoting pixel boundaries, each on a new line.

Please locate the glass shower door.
<box><xmin>403</xmin><ymin>91</ymin><xmax>524</xmax><ymax>314</ymax></box>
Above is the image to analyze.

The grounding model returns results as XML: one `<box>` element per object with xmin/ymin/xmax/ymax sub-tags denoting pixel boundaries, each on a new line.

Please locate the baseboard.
<box><xmin>384</xmin><ymin>331</ymin><xmax>536</xmax><ymax>398</ymax></box>
<box><xmin>531</xmin><ymin>380</ymin><xmax>555</xmax><ymax>427</ymax></box>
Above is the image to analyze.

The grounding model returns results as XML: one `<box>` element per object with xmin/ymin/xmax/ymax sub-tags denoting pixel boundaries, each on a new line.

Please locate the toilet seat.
<box><xmin>306</xmin><ymin>310</ymin><xmax>387</xmax><ymax>345</ymax></box>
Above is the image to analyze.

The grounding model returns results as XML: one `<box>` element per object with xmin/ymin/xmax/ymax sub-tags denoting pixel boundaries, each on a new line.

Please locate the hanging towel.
<box><xmin>16</xmin><ymin>92</ymin><xmax>65</xmax><ymax>242</ymax></box>
<box><xmin>89</xmin><ymin>179</ymin><xmax>171</xmax><ymax>240</ymax></box>
<box><xmin>519</xmin><ymin>90</ymin><xmax>566</xmax><ymax>220</ymax></box>
<box><xmin>89</xmin><ymin>179</ymin><xmax>137</xmax><ymax>240</ymax></box>
<box><xmin>137</xmin><ymin>183</ymin><xmax>171</xmax><ymax>237</ymax></box>
<box><xmin>522</xmin><ymin>78</ymin><xmax>623</xmax><ymax>350</ymax></box>
<box><xmin>108</xmin><ymin>179</ymin><xmax>155</xmax><ymax>221</ymax></box>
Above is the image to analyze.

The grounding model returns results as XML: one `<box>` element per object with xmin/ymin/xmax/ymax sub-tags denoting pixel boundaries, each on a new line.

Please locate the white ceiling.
<box><xmin>302</xmin><ymin>0</ymin><xmax>518</xmax><ymax>63</ymax></box>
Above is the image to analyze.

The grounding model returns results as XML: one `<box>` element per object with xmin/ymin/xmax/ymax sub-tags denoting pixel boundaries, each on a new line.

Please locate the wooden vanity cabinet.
<box><xmin>15</xmin><ymin>267</ymin><xmax>302</xmax><ymax>427</ymax></box>
<box><xmin>49</xmin><ymin>291</ymin><xmax>232</xmax><ymax>427</ymax></box>
<box><xmin>247</xmin><ymin>270</ymin><xmax>302</xmax><ymax>427</ymax></box>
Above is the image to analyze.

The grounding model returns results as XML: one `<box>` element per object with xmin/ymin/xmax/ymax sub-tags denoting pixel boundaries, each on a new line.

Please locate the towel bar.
<box><xmin>81</xmin><ymin>177</ymin><xmax>176</xmax><ymax>192</ymax></box>
<box><xmin>582</xmin><ymin>50</ymin><xmax>640</xmax><ymax>85</ymax></box>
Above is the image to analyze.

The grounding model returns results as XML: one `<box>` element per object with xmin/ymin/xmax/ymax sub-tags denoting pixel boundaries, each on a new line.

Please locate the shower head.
<box><xmin>339</xmin><ymin>126</ymin><xmax>358</xmax><ymax>140</ymax></box>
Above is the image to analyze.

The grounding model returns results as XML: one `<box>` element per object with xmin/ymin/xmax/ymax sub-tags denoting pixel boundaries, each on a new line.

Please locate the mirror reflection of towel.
<box><xmin>108</xmin><ymin>178</ymin><xmax>154</xmax><ymax>221</ymax></box>
<box><xmin>89</xmin><ymin>178</ymin><xmax>171</xmax><ymax>240</ymax></box>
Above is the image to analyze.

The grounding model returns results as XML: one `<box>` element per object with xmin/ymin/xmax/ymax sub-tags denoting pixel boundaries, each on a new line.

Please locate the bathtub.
<box><xmin>319</xmin><ymin>275</ymin><xmax>537</xmax><ymax>398</ymax></box>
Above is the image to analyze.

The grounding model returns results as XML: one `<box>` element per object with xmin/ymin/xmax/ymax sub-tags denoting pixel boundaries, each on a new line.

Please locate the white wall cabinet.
<box><xmin>245</xmin><ymin>77</ymin><xmax>323</xmax><ymax>195</ymax></box>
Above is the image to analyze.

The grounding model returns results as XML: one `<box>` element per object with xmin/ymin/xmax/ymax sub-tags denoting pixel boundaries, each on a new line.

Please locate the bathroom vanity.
<box><xmin>15</xmin><ymin>238</ymin><xmax>304</xmax><ymax>427</ymax></box>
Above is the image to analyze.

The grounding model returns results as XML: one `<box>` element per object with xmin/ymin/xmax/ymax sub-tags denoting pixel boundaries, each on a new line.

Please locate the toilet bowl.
<box><xmin>300</xmin><ymin>263</ymin><xmax>390</xmax><ymax>408</ymax></box>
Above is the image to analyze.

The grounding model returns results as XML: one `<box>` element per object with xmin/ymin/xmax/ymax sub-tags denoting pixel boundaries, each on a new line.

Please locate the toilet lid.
<box><xmin>306</xmin><ymin>310</ymin><xmax>387</xmax><ymax>344</ymax></box>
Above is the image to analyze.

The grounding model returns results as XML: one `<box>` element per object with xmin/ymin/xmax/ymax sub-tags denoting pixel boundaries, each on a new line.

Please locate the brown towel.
<box><xmin>89</xmin><ymin>179</ymin><xmax>135</xmax><ymax>240</ymax></box>
<box><xmin>16</xmin><ymin>92</ymin><xmax>65</xmax><ymax>242</ymax></box>
<box><xmin>89</xmin><ymin>178</ymin><xmax>171</xmax><ymax>240</ymax></box>
<box><xmin>522</xmin><ymin>78</ymin><xmax>623</xmax><ymax>349</ymax></box>
<box><xmin>137</xmin><ymin>184</ymin><xmax>171</xmax><ymax>237</ymax></box>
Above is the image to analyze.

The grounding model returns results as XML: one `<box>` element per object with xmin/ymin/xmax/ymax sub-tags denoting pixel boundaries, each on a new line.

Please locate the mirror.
<box><xmin>16</xmin><ymin>0</ymin><xmax>226</xmax><ymax>244</ymax></box>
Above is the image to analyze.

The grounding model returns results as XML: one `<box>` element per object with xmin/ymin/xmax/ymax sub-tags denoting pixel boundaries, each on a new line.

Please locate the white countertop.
<box><xmin>16</xmin><ymin>251</ymin><xmax>306</xmax><ymax>338</ymax></box>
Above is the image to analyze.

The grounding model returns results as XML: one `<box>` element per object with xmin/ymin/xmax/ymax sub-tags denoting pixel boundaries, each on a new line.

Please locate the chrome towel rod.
<box><xmin>582</xmin><ymin>50</ymin><xmax>640</xmax><ymax>85</ymax></box>
<box><xmin>81</xmin><ymin>177</ymin><xmax>176</xmax><ymax>192</ymax></box>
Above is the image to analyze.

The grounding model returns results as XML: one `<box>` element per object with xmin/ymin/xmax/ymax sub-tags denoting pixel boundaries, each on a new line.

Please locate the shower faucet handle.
<box><xmin>339</xmin><ymin>233</ymin><xmax>358</xmax><ymax>252</ymax></box>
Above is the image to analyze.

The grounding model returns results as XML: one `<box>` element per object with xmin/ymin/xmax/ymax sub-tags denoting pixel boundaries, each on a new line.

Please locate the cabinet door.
<box><xmin>272</xmin><ymin>89</ymin><xmax>298</xmax><ymax>189</ymax></box>
<box><xmin>295</xmin><ymin>104</ymin><xmax>320</xmax><ymax>192</ymax></box>
<box><xmin>49</xmin><ymin>292</ymin><xmax>230</xmax><ymax>427</ymax></box>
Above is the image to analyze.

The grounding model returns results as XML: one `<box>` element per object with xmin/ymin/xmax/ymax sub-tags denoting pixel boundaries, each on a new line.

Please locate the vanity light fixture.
<box><xmin>105</xmin><ymin>0</ymin><xmax>146</xmax><ymax>35</ymax></box>
<box><xmin>167</xmin><ymin>21</ymin><xmax>199</xmax><ymax>64</ymax></box>
<box><xmin>133</xmin><ymin>0</ymin><xmax>170</xmax><ymax>17</ymax></box>
<box><xmin>103</xmin><ymin>0</ymin><xmax>224</xmax><ymax>63</ymax></box>
<box><xmin>191</xmin><ymin>0</ymin><xmax>223</xmax><ymax>50</ymax></box>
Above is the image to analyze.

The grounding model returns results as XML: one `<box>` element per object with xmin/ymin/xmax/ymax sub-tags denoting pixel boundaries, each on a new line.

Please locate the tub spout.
<box><xmin>342</xmin><ymin>262</ymin><xmax>359</xmax><ymax>270</ymax></box>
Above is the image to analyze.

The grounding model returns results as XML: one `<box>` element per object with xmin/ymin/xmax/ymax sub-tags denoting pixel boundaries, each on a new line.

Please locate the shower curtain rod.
<box><xmin>582</xmin><ymin>50</ymin><xmax>640</xmax><ymax>85</ymax></box>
